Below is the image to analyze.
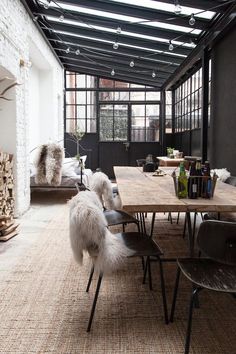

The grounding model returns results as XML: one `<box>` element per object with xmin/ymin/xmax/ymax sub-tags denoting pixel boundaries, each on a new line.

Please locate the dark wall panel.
<box><xmin>191</xmin><ymin>129</ymin><xmax>201</xmax><ymax>157</ymax></box>
<box><xmin>210</xmin><ymin>26</ymin><xmax>236</xmax><ymax>175</ymax></box>
<box><xmin>64</xmin><ymin>133</ymin><xmax>99</xmax><ymax>171</ymax></box>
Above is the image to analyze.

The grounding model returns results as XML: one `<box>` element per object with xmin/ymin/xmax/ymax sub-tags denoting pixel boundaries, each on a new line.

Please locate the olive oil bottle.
<box><xmin>178</xmin><ymin>162</ymin><xmax>188</xmax><ymax>198</ymax></box>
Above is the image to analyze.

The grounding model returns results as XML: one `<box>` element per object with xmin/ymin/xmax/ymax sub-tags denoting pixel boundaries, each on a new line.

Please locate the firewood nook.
<box><xmin>0</xmin><ymin>151</ymin><xmax>19</xmax><ymax>241</ymax></box>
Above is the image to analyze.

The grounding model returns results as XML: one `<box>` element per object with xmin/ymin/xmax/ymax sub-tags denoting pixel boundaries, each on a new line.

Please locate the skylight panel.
<box><xmin>44</xmin><ymin>1</ymin><xmax>201</xmax><ymax>34</ymax></box>
<box><xmin>54</xmin><ymin>29</ymin><xmax>187</xmax><ymax>58</ymax></box>
<box><xmin>47</xmin><ymin>16</ymin><xmax>196</xmax><ymax>48</ymax></box>
<box><xmin>109</xmin><ymin>0</ymin><xmax>216</xmax><ymax>20</ymax></box>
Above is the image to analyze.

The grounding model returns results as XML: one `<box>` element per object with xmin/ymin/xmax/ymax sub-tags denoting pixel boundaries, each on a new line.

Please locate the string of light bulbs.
<box><xmin>38</xmin><ymin>19</ymin><xmax>162</xmax><ymax>80</ymax></box>
<box><xmin>34</xmin><ymin>0</ymin><xmax>235</xmax><ymax>78</ymax></box>
<box><xmin>35</xmin><ymin>0</ymin><xmax>193</xmax><ymax>78</ymax></box>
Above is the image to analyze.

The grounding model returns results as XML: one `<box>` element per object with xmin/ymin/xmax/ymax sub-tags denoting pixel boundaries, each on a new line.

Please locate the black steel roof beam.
<box><xmin>151</xmin><ymin>0</ymin><xmax>225</xmax><ymax>11</ymax></box>
<box><xmin>58</xmin><ymin>53</ymin><xmax>169</xmax><ymax>81</ymax></box>
<box><xmin>163</xmin><ymin>3</ymin><xmax>236</xmax><ymax>90</ymax></box>
<box><xmin>55</xmin><ymin>48</ymin><xmax>173</xmax><ymax>76</ymax></box>
<box><xmin>63</xmin><ymin>64</ymin><xmax>162</xmax><ymax>88</ymax></box>
<box><xmin>35</xmin><ymin>7</ymin><xmax>199</xmax><ymax>43</ymax></box>
<box><xmin>47</xmin><ymin>35</ymin><xmax>184</xmax><ymax>65</ymax></box>
<box><xmin>59</xmin><ymin>0</ymin><xmax>209</xmax><ymax>30</ymax></box>
<box><xmin>45</xmin><ymin>21</ymin><xmax>191</xmax><ymax>56</ymax></box>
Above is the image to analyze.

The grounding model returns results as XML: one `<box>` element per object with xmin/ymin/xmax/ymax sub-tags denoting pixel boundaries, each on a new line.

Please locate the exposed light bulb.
<box><xmin>59</xmin><ymin>14</ymin><xmax>64</xmax><ymax>22</ymax></box>
<box><xmin>43</xmin><ymin>0</ymin><xmax>51</xmax><ymax>9</ymax></box>
<box><xmin>152</xmin><ymin>71</ymin><xmax>156</xmax><ymax>78</ymax></box>
<box><xmin>116</xmin><ymin>26</ymin><xmax>122</xmax><ymax>34</ymax></box>
<box><xmin>33</xmin><ymin>16</ymin><xmax>38</xmax><ymax>22</ymax></box>
<box><xmin>66</xmin><ymin>47</ymin><xmax>70</xmax><ymax>54</ymax></box>
<box><xmin>189</xmin><ymin>14</ymin><xmax>196</xmax><ymax>26</ymax></box>
<box><xmin>113</xmin><ymin>42</ymin><xmax>119</xmax><ymax>50</ymax></box>
<box><xmin>129</xmin><ymin>60</ymin><xmax>135</xmax><ymax>67</ymax></box>
<box><xmin>75</xmin><ymin>49</ymin><xmax>80</xmax><ymax>55</ymax></box>
<box><xmin>169</xmin><ymin>40</ymin><xmax>174</xmax><ymax>51</ymax></box>
<box><xmin>111</xmin><ymin>69</ymin><xmax>115</xmax><ymax>76</ymax></box>
<box><xmin>174</xmin><ymin>1</ymin><xmax>182</xmax><ymax>14</ymax></box>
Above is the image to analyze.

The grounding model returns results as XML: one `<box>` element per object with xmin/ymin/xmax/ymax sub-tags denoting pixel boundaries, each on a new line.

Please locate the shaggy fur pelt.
<box><xmin>211</xmin><ymin>168</ymin><xmax>231</xmax><ymax>182</ymax></box>
<box><xmin>34</xmin><ymin>143</ymin><xmax>64</xmax><ymax>186</ymax></box>
<box><xmin>69</xmin><ymin>190</ymin><xmax>134</xmax><ymax>274</ymax></box>
<box><xmin>89</xmin><ymin>172</ymin><xmax>115</xmax><ymax>210</ymax></box>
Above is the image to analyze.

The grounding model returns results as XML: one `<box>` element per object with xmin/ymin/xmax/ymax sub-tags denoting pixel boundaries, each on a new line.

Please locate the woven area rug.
<box><xmin>0</xmin><ymin>203</ymin><xmax>235</xmax><ymax>354</ymax></box>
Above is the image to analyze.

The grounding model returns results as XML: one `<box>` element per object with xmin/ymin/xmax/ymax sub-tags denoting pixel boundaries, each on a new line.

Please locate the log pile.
<box><xmin>0</xmin><ymin>152</ymin><xmax>17</xmax><ymax>241</ymax></box>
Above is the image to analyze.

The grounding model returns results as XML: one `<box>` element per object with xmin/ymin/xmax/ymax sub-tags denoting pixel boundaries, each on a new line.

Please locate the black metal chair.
<box><xmin>86</xmin><ymin>230</ymin><xmax>168</xmax><ymax>332</ymax></box>
<box><xmin>170</xmin><ymin>220</ymin><xmax>236</xmax><ymax>354</ymax></box>
<box><xmin>76</xmin><ymin>182</ymin><xmax>140</xmax><ymax>232</ymax></box>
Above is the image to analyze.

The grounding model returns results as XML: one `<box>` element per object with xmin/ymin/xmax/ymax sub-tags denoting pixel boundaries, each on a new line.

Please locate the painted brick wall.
<box><xmin>0</xmin><ymin>0</ymin><xmax>64</xmax><ymax>216</ymax></box>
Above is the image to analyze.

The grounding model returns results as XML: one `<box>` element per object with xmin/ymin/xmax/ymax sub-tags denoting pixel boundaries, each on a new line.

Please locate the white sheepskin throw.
<box><xmin>211</xmin><ymin>168</ymin><xmax>231</xmax><ymax>182</ymax></box>
<box><xmin>34</xmin><ymin>143</ymin><xmax>64</xmax><ymax>186</ymax></box>
<box><xmin>89</xmin><ymin>172</ymin><xmax>115</xmax><ymax>210</ymax></box>
<box><xmin>69</xmin><ymin>190</ymin><xmax>134</xmax><ymax>274</ymax></box>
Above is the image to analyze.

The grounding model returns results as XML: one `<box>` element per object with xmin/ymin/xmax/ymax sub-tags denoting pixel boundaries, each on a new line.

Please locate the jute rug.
<box><xmin>0</xmin><ymin>202</ymin><xmax>235</xmax><ymax>354</ymax></box>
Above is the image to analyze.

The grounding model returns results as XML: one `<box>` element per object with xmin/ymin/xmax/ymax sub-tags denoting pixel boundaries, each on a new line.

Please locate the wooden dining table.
<box><xmin>114</xmin><ymin>166</ymin><xmax>236</xmax><ymax>255</ymax></box>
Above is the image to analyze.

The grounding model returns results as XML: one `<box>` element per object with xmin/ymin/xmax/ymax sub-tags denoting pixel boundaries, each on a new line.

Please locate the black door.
<box><xmin>99</xmin><ymin>102</ymin><xmax>161</xmax><ymax>178</ymax></box>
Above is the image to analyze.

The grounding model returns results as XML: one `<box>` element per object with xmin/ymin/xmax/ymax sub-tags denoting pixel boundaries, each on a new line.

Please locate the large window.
<box><xmin>65</xmin><ymin>72</ymin><xmax>161</xmax><ymax>142</ymax></box>
<box><xmin>65</xmin><ymin>72</ymin><xmax>97</xmax><ymax>133</ymax></box>
<box><xmin>174</xmin><ymin>67</ymin><xmax>202</xmax><ymax>132</ymax></box>
<box><xmin>165</xmin><ymin>91</ymin><xmax>172</xmax><ymax>134</ymax></box>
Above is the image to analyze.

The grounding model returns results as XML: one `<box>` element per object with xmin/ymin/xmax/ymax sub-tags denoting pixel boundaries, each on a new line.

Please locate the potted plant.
<box><xmin>70</xmin><ymin>127</ymin><xmax>85</xmax><ymax>166</ymax></box>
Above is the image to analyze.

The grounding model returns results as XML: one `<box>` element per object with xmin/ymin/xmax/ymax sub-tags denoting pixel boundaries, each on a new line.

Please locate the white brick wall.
<box><xmin>0</xmin><ymin>0</ymin><xmax>64</xmax><ymax>216</ymax></box>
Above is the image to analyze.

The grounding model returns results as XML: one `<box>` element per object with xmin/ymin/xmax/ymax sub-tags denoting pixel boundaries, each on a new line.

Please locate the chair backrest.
<box><xmin>225</xmin><ymin>176</ymin><xmax>236</xmax><ymax>187</ymax></box>
<box><xmin>136</xmin><ymin>159</ymin><xmax>146</xmax><ymax>167</ymax></box>
<box><xmin>197</xmin><ymin>220</ymin><xmax>236</xmax><ymax>265</ymax></box>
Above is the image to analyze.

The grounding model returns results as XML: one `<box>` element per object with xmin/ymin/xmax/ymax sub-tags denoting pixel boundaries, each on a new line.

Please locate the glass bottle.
<box><xmin>201</xmin><ymin>161</ymin><xmax>212</xmax><ymax>198</ymax></box>
<box><xmin>195</xmin><ymin>159</ymin><xmax>202</xmax><ymax>197</ymax></box>
<box><xmin>188</xmin><ymin>161</ymin><xmax>197</xmax><ymax>199</ymax></box>
<box><xmin>178</xmin><ymin>162</ymin><xmax>188</xmax><ymax>198</ymax></box>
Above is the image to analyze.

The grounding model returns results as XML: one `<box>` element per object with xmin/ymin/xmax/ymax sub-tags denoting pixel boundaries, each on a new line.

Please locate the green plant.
<box><xmin>73</xmin><ymin>127</ymin><xmax>84</xmax><ymax>142</ymax></box>
<box><xmin>167</xmin><ymin>147</ymin><xmax>174</xmax><ymax>157</ymax></box>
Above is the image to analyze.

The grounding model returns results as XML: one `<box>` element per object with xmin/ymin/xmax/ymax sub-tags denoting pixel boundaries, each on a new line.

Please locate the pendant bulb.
<box><xmin>59</xmin><ymin>14</ymin><xmax>64</xmax><ymax>22</ymax></box>
<box><xmin>43</xmin><ymin>0</ymin><xmax>51</xmax><ymax>9</ymax></box>
<box><xmin>152</xmin><ymin>71</ymin><xmax>156</xmax><ymax>78</ymax></box>
<box><xmin>129</xmin><ymin>60</ymin><xmax>135</xmax><ymax>67</ymax></box>
<box><xmin>111</xmin><ymin>69</ymin><xmax>115</xmax><ymax>76</ymax></box>
<box><xmin>174</xmin><ymin>1</ymin><xmax>182</xmax><ymax>14</ymax></box>
<box><xmin>66</xmin><ymin>47</ymin><xmax>70</xmax><ymax>54</ymax></box>
<box><xmin>75</xmin><ymin>49</ymin><xmax>80</xmax><ymax>55</ymax></box>
<box><xmin>169</xmin><ymin>40</ymin><xmax>174</xmax><ymax>51</ymax></box>
<box><xmin>113</xmin><ymin>42</ymin><xmax>119</xmax><ymax>50</ymax></box>
<box><xmin>116</xmin><ymin>26</ymin><xmax>122</xmax><ymax>34</ymax></box>
<box><xmin>189</xmin><ymin>14</ymin><xmax>196</xmax><ymax>26</ymax></box>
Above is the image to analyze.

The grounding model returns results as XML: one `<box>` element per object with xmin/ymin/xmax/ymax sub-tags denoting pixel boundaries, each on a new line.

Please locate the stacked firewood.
<box><xmin>0</xmin><ymin>152</ymin><xmax>17</xmax><ymax>241</ymax></box>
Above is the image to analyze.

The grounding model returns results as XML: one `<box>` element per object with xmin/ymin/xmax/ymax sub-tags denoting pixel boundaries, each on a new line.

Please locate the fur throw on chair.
<box><xmin>69</xmin><ymin>190</ymin><xmax>134</xmax><ymax>274</ymax></box>
<box><xmin>89</xmin><ymin>171</ymin><xmax>115</xmax><ymax>210</ymax></box>
<box><xmin>34</xmin><ymin>143</ymin><xmax>64</xmax><ymax>186</ymax></box>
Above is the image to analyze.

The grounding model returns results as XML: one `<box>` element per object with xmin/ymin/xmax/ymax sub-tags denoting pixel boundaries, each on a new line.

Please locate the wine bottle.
<box><xmin>201</xmin><ymin>161</ymin><xmax>212</xmax><ymax>198</ymax></box>
<box><xmin>195</xmin><ymin>159</ymin><xmax>202</xmax><ymax>197</ymax></box>
<box><xmin>178</xmin><ymin>162</ymin><xmax>188</xmax><ymax>198</ymax></box>
<box><xmin>188</xmin><ymin>161</ymin><xmax>197</xmax><ymax>199</ymax></box>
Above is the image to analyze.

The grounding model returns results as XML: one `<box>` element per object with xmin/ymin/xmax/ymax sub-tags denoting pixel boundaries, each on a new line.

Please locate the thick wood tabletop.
<box><xmin>157</xmin><ymin>156</ymin><xmax>184</xmax><ymax>167</ymax></box>
<box><xmin>114</xmin><ymin>166</ymin><xmax>236</xmax><ymax>214</ymax></box>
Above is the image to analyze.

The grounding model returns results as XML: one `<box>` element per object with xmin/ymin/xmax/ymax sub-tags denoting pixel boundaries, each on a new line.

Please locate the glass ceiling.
<box><xmin>109</xmin><ymin>0</ymin><xmax>216</xmax><ymax>19</ymax></box>
<box><xmin>46</xmin><ymin>2</ymin><xmax>202</xmax><ymax>34</ymax></box>
<box><xmin>30</xmin><ymin>0</ymin><xmax>229</xmax><ymax>87</ymax></box>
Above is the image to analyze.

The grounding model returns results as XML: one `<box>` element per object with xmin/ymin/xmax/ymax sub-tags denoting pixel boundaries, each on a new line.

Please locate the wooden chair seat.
<box><xmin>178</xmin><ymin>258</ymin><xmax>236</xmax><ymax>292</ymax></box>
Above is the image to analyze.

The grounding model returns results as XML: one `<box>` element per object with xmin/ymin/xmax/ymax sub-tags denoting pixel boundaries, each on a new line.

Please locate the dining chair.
<box><xmin>69</xmin><ymin>190</ymin><xmax>168</xmax><ymax>332</ymax></box>
<box><xmin>169</xmin><ymin>220</ymin><xmax>236</xmax><ymax>354</ymax></box>
<box><xmin>77</xmin><ymin>172</ymin><xmax>140</xmax><ymax>232</ymax></box>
